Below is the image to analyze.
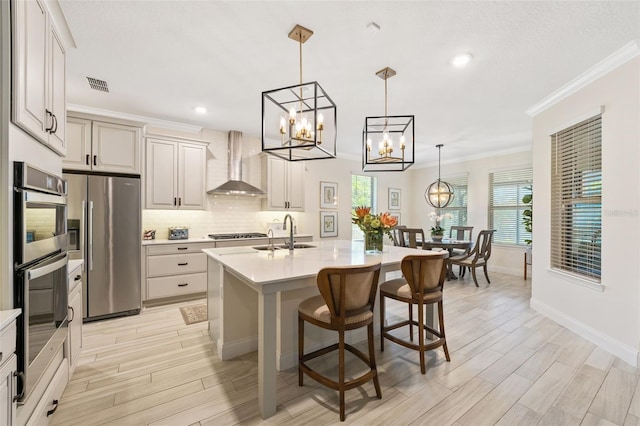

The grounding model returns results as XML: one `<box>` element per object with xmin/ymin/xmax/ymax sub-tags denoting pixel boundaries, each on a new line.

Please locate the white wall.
<box><xmin>531</xmin><ymin>57</ymin><xmax>639</xmax><ymax>366</ymax></box>
<box><xmin>409</xmin><ymin>150</ymin><xmax>532</xmax><ymax>276</ymax></box>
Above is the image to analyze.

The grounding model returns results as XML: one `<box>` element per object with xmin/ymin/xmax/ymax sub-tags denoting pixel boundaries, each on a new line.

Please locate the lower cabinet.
<box><xmin>0</xmin><ymin>354</ymin><xmax>17</xmax><ymax>426</ymax></box>
<box><xmin>25</xmin><ymin>360</ymin><xmax>68</xmax><ymax>426</ymax></box>
<box><xmin>66</xmin><ymin>281</ymin><xmax>82</xmax><ymax>376</ymax></box>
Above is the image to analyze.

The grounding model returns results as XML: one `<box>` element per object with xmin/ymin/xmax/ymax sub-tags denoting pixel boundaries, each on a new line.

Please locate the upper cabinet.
<box><xmin>145</xmin><ymin>136</ymin><xmax>208</xmax><ymax>210</ymax></box>
<box><xmin>262</xmin><ymin>156</ymin><xmax>305</xmax><ymax>211</ymax></box>
<box><xmin>63</xmin><ymin>117</ymin><xmax>143</xmax><ymax>174</ymax></box>
<box><xmin>12</xmin><ymin>0</ymin><xmax>67</xmax><ymax>155</ymax></box>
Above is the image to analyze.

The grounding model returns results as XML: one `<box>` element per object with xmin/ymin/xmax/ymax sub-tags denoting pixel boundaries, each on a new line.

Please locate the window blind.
<box><xmin>551</xmin><ymin>114</ymin><xmax>602</xmax><ymax>282</ymax></box>
<box><xmin>439</xmin><ymin>174</ymin><xmax>469</xmax><ymax>235</ymax></box>
<box><xmin>351</xmin><ymin>174</ymin><xmax>377</xmax><ymax>240</ymax></box>
<box><xmin>489</xmin><ymin>168</ymin><xmax>532</xmax><ymax>245</ymax></box>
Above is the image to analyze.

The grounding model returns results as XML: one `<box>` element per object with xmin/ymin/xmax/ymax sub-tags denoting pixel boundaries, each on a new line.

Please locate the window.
<box><xmin>551</xmin><ymin>114</ymin><xmax>602</xmax><ymax>282</ymax></box>
<box><xmin>351</xmin><ymin>174</ymin><xmax>377</xmax><ymax>240</ymax></box>
<box><xmin>489</xmin><ymin>168</ymin><xmax>532</xmax><ymax>245</ymax></box>
<box><xmin>438</xmin><ymin>174</ymin><xmax>469</xmax><ymax>236</ymax></box>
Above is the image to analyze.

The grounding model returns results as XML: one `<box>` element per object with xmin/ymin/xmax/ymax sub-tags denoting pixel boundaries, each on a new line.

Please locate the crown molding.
<box><xmin>526</xmin><ymin>40</ymin><xmax>640</xmax><ymax>117</ymax></box>
<box><xmin>67</xmin><ymin>104</ymin><xmax>203</xmax><ymax>133</ymax></box>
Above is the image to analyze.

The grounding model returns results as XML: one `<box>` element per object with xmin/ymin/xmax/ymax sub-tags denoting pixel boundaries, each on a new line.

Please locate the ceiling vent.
<box><xmin>86</xmin><ymin>77</ymin><xmax>109</xmax><ymax>93</ymax></box>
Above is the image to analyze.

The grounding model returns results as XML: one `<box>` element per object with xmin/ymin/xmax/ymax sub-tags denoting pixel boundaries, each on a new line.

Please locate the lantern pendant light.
<box><xmin>424</xmin><ymin>144</ymin><xmax>454</xmax><ymax>208</ymax></box>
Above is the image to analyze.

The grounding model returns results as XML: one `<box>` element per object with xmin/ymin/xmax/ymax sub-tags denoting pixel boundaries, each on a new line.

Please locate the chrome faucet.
<box><xmin>267</xmin><ymin>229</ymin><xmax>274</xmax><ymax>251</ymax></box>
<box><xmin>282</xmin><ymin>214</ymin><xmax>295</xmax><ymax>250</ymax></box>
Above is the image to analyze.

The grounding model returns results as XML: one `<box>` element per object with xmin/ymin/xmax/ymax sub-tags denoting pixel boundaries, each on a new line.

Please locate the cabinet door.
<box><xmin>146</xmin><ymin>139</ymin><xmax>178</xmax><ymax>209</ymax></box>
<box><xmin>0</xmin><ymin>354</ymin><xmax>17</xmax><ymax>426</ymax></box>
<box><xmin>178</xmin><ymin>142</ymin><xmax>207</xmax><ymax>210</ymax></box>
<box><xmin>63</xmin><ymin>117</ymin><xmax>92</xmax><ymax>170</ymax></box>
<box><xmin>266</xmin><ymin>156</ymin><xmax>288</xmax><ymax>210</ymax></box>
<box><xmin>286</xmin><ymin>161</ymin><xmax>305</xmax><ymax>211</ymax></box>
<box><xmin>92</xmin><ymin>121</ymin><xmax>142</xmax><ymax>174</ymax></box>
<box><xmin>67</xmin><ymin>285</ymin><xmax>82</xmax><ymax>374</ymax></box>
<box><xmin>47</xmin><ymin>24</ymin><xmax>66</xmax><ymax>155</ymax></box>
<box><xmin>12</xmin><ymin>0</ymin><xmax>49</xmax><ymax>143</ymax></box>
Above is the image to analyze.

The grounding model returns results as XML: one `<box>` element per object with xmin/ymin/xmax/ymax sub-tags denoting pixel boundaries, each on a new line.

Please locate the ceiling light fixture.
<box><xmin>452</xmin><ymin>53</ymin><xmax>473</xmax><ymax>68</ymax></box>
<box><xmin>362</xmin><ymin>67</ymin><xmax>414</xmax><ymax>172</ymax></box>
<box><xmin>194</xmin><ymin>106</ymin><xmax>207</xmax><ymax>114</ymax></box>
<box><xmin>424</xmin><ymin>144</ymin><xmax>454</xmax><ymax>208</ymax></box>
<box><xmin>261</xmin><ymin>24</ymin><xmax>337</xmax><ymax>161</ymax></box>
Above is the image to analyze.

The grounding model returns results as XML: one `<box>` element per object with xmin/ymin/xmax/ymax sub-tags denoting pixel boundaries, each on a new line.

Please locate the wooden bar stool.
<box><xmin>298</xmin><ymin>262</ymin><xmax>382</xmax><ymax>421</ymax></box>
<box><xmin>379</xmin><ymin>254</ymin><xmax>449</xmax><ymax>374</ymax></box>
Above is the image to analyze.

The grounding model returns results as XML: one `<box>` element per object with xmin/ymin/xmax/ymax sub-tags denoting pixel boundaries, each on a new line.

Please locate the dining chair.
<box><xmin>379</xmin><ymin>253</ymin><xmax>449</xmax><ymax>374</ymax></box>
<box><xmin>298</xmin><ymin>262</ymin><xmax>382</xmax><ymax>421</ymax></box>
<box><xmin>449</xmin><ymin>226</ymin><xmax>474</xmax><ymax>274</ymax></box>
<box><xmin>400</xmin><ymin>227</ymin><xmax>425</xmax><ymax>249</ymax></box>
<box><xmin>449</xmin><ymin>229</ymin><xmax>496</xmax><ymax>287</ymax></box>
<box><xmin>391</xmin><ymin>225</ymin><xmax>407</xmax><ymax>246</ymax></box>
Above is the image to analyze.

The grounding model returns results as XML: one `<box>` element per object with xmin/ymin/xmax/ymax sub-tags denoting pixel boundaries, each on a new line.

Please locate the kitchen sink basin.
<box><xmin>252</xmin><ymin>245</ymin><xmax>283</xmax><ymax>251</ymax></box>
<box><xmin>276</xmin><ymin>243</ymin><xmax>316</xmax><ymax>249</ymax></box>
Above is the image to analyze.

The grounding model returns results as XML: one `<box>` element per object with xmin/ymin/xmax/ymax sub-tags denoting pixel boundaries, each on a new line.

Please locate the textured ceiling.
<box><xmin>59</xmin><ymin>1</ymin><xmax>640</xmax><ymax>166</ymax></box>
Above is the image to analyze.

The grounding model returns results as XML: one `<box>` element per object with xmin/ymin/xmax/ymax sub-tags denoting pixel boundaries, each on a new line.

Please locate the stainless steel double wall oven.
<box><xmin>13</xmin><ymin>162</ymin><xmax>69</xmax><ymax>404</ymax></box>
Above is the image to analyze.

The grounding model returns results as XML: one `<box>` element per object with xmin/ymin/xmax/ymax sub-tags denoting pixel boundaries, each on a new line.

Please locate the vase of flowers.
<box><xmin>352</xmin><ymin>206</ymin><xmax>398</xmax><ymax>254</ymax></box>
<box><xmin>429</xmin><ymin>211</ymin><xmax>453</xmax><ymax>241</ymax></box>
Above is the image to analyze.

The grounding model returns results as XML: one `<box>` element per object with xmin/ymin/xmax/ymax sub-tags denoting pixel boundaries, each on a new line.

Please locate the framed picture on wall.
<box><xmin>390</xmin><ymin>213</ymin><xmax>401</xmax><ymax>226</ymax></box>
<box><xmin>320</xmin><ymin>181</ymin><xmax>338</xmax><ymax>209</ymax></box>
<box><xmin>389</xmin><ymin>188</ymin><xmax>401</xmax><ymax>210</ymax></box>
<box><xmin>320</xmin><ymin>211</ymin><xmax>338</xmax><ymax>238</ymax></box>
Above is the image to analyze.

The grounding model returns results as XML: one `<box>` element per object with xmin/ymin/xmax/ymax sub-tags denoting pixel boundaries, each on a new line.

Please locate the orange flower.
<box><xmin>380</xmin><ymin>212</ymin><xmax>398</xmax><ymax>228</ymax></box>
<box><xmin>354</xmin><ymin>206</ymin><xmax>371</xmax><ymax>219</ymax></box>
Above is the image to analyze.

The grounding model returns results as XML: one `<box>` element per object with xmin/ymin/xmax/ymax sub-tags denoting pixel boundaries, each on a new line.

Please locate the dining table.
<box><xmin>421</xmin><ymin>238</ymin><xmax>474</xmax><ymax>279</ymax></box>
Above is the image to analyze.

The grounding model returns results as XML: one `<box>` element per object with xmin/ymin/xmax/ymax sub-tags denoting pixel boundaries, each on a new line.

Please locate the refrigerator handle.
<box><xmin>88</xmin><ymin>201</ymin><xmax>94</xmax><ymax>271</ymax></box>
<box><xmin>81</xmin><ymin>201</ymin><xmax>86</xmax><ymax>269</ymax></box>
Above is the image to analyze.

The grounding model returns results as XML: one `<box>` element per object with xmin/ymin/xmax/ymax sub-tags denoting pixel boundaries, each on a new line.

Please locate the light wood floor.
<box><xmin>51</xmin><ymin>272</ymin><xmax>640</xmax><ymax>425</ymax></box>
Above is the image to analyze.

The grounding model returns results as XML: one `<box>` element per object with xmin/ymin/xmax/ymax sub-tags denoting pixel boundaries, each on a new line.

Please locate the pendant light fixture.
<box><xmin>424</xmin><ymin>144</ymin><xmax>454</xmax><ymax>208</ymax></box>
<box><xmin>262</xmin><ymin>24</ymin><xmax>337</xmax><ymax>161</ymax></box>
<box><xmin>362</xmin><ymin>67</ymin><xmax>414</xmax><ymax>172</ymax></box>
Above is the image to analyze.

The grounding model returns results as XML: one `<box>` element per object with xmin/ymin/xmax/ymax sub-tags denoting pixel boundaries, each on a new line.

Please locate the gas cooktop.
<box><xmin>208</xmin><ymin>233</ymin><xmax>268</xmax><ymax>240</ymax></box>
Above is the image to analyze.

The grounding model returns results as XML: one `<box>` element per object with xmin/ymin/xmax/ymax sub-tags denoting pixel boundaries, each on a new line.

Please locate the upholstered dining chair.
<box><xmin>379</xmin><ymin>253</ymin><xmax>449</xmax><ymax>374</ymax></box>
<box><xmin>449</xmin><ymin>229</ymin><xmax>496</xmax><ymax>287</ymax></box>
<box><xmin>298</xmin><ymin>262</ymin><xmax>382</xmax><ymax>421</ymax></box>
<box><xmin>399</xmin><ymin>228</ymin><xmax>425</xmax><ymax>249</ymax></box>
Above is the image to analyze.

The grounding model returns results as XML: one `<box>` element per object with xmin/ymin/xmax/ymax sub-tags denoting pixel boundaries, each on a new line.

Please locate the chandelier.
<box><xmin>362</xmin><ymin>67</ymin><xmax>414</xmax><ymax>172</ymax></box>
<box><xmin>262</xmin><ymin>25</ymin><xmax>337</xmax><ymax>161</ymax></box>
<box><xmin>424</xmin><ymin>144</ymin><xmax>454</xmax><ymax>208</ymax></box>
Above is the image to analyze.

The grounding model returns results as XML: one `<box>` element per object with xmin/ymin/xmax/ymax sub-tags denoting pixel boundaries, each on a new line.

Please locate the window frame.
<box><xmin>488</xmin><ymin>168</ymin><xmax>533</xmax><ymax>246</ymax></box>
<box><xmin>438</xmin><ymin>173</ymin><xmax>469</xmax><ymax>236</ymax></box>
<box><xmin>351</xmin><ymin>174</ymin><xmax>377</xmax><ymax>240</ymax></box>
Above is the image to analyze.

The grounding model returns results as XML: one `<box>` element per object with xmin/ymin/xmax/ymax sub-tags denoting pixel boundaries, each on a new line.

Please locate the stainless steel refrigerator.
<box><xmin>64</xmin><ymin>172</ymin><xmax>141</xmax><ymax>320</ymax></box>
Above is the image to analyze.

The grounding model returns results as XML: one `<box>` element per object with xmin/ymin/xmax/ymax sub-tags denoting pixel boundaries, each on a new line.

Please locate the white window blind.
<box><xmin>439</xmin><ymin>174</ymin><xmax>469</xmax><ymax>235</ymax></box>
<box><xmin>551</xmin><ymin>114</ymin><xmax>601</xmax><ymax>282</ymax></box>
<box><xmin>489</xmin><ymin>168</ymin><xmax>532</xmax><ymax>245</ymax></box>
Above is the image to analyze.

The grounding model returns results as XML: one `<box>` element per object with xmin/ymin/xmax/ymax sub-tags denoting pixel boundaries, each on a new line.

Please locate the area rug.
<box><xmin>179</xmin><ymin>303</ymin><xmax>207</xmax><ymax>325</ymax></box>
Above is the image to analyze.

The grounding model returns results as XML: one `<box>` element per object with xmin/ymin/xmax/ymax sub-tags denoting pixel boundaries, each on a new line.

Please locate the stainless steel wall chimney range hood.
<box><xmin>208</xmin><ymin>131</ymin><xmax>265</xmax><ymax>196</ymax></box>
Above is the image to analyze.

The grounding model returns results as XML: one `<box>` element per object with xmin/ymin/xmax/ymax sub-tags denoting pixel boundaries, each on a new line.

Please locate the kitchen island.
<box><xmin>203</xmin><ymin>239</ymin><xmax>442</xmax><ymax>419</ymax></box>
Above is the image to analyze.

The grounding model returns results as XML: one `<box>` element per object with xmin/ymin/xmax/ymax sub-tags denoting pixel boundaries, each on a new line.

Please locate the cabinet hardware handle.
<box><xmin>178</xmin><ymin>283</ymin><xmax>189</xmax><ymax>287</ymax></box>
<box><xmin>85</xmin><ymin>154</ymin><xmax>90</xmax><ymax>165</ymax></box>
<box><xmin>178</xmin><ymin>197</ymin><xmax>182</xmax><ymax>206</ymax></box>
<box><xmin>174</xmin><ymin>197</ymin><xmax>177</xmax><ymax>206</ymax></box>
<box><xmin>69</xmin><ymin>306</ymin><xmax>75</xmax><ymax>322</ymax></box>
<box><xmin>0</xmin><ymin>351</ymin><xmax>2</xmax><ymax>362</ymax></box>
<box><xmin>75</xmin><ymin>275</ymin><xmax>81</xmax><ymax>281</ymax></box>
<box><xmin>177</xmin><ymin>247</ymin><xmax>188</xmax><ymax>250</ymax></box>
<box><xmin>51</xmin><ymin>114</ymin><xmax>58</xmax><ymax>133</ymax></box>
<box><xmin>45</xmin><ymin>109</ymin><xmax>53</xmax><ymax>132</ymax></box>
<box><xmin>46</xmin><ymin>399</ymin><xmax>59</xmax><ymax>416</ymax></box>
<box><xmin>14</xmin><ymin>371</ymin><xmax>25</xmax><ymax>402</ymax></box>
<box><xmin>93</xmin><ymin>155</ymin><xmax>97</xmax><ymax>166</ymax></box>
<box><xmin>177</xmin><ymin>262</ymin><xmax>188</xmax><ymax>266</ymax></box>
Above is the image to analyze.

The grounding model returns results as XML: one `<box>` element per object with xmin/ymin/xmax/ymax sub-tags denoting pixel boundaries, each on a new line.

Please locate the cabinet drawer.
<box><xmin>0</xmin><ymin>323</ymin><xmax>16</xmax><ymax>364</ymax></box>
<box><xmin>147</xmin><ymin>242</ymin><xmax>214</xmax><ymax>255</ymax></box>
<box><xmin>147</xmin><ymin>253</ymin><xmax>206</xmax><ymax>277</ymax></box>
<box><xmin>147</xmin><ymin>273</ymin><xmax>207</xmax><ymax>299</ymax></box>
<box><xmin>26</xmin><ymin>360</ymin><xmax>68</xmax><ymax>426</ymax></box>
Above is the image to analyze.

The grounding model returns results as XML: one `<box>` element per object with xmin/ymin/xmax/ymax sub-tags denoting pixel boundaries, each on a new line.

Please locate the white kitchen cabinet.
<box><xmin>145</xmin><ymin>136</ymin><xmax>207</xmax><ymax>210</ymax></box>
<box><xmin>66</xmin><ymin>264</ymin><xmax>82</xmax><ymax>377</ymax></box>
<box><xmin>263</xmin><ymin>156</ymin><xmax>305</xmax><ymax>211</ymax></box>
<box><xmin>12</xmin><ymin>0</ymin><xmax>67</xmax><ymax>155</ymax></box>
<box><xmin>24</xmin><ymin>360</ymin><xmax>67</xmax><ymax>426</ymax></box>
<box><xmin>0</xmin><ymin>314</ymin><xmax>18</xmax><ymax>426</ymax></box>
<box><xmin>63</xmin><ymin>117</ymin><xmax>142</xmax><ymax>174</ymax></box>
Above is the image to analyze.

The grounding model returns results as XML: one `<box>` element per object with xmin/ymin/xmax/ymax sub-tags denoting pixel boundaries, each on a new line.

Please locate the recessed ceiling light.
<box><xmin>452</xmin><ymin>53</ymin><xmax>473</xmax><ymax>68</ymax></box>
<box><xmin>194</xmin><ymin>106</ymin><xmax>207</xmax><ymax>114</ymax></box>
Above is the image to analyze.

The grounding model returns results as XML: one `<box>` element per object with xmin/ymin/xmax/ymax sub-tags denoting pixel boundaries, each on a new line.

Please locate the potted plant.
<box><xmin>428</xmin><ymin>212</ymin><xmax>452</xmax><ymax>241</ymax></box>
<box><xmin>352</xmin><ymin>206</ymin><xmax>398</xmax><ymax>253</ymax></box>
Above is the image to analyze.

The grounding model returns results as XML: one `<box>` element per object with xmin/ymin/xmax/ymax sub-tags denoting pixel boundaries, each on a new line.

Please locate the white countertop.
<box><xmin>203</xmin><ymin>239</ymin><xmax>442</xmax><ymax>286</ymax></box>
<box><xmin>142</xmin><ymin>234</ymin><xmax>313</xmax><ymax>246</ymax></box>
<box><xmin>0</xmin><ymin>309</ymin><xmax>21</xmax><ymax>331</ymax></box>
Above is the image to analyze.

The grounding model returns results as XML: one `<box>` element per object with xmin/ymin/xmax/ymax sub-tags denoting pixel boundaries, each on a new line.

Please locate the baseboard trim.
<box><xmin>217</xmin><ymin>336</ymin><xmax>258</xmax><ymax>361</ymax></box>
<box><xmin>530</xmin><ymin>297</ymin><xmax>638</xmax><ymax>367</ymax></box>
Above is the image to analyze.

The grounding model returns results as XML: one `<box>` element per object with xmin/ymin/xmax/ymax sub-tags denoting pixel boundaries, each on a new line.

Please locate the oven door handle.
<box><xmin>24</xmin><ymin>191</ymin><xmax>67</xmax><ymax>206</ymax></box>
<box><xmin>88</xmin><ymin>201</ymin><xmax>94</xmax><ymax>271</ymax></box>
<box><xmin>27</xmin><ymin>253</ymin><xmax>68</xmax><ymax>280</ymax></box>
